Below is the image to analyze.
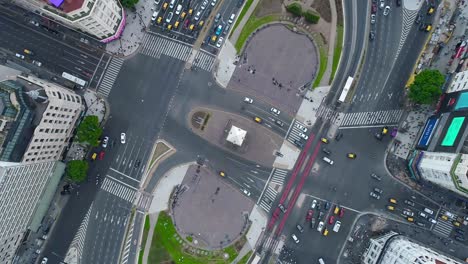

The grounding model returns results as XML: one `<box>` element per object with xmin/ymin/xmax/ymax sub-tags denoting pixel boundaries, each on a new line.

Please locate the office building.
<box><xmin>363</xmin><ymin>231</ymin><xmax>463</xmax><ymax>264</ymax></box>
<box><xmin>14</xmin><ymin>0</ymin><xmax>125</xmax><ymax>42</ymax></box>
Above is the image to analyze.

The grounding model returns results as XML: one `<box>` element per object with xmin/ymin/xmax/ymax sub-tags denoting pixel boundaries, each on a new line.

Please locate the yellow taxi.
<box><xmin>407</xmin><ymin>217</ymin><xmax>414</xmax><ymax>222</ymax></box>
<box><xmin>211</xmin><ymin>35</ymin><xmax>217</xmax><ymax>42</ymax></box>
<box><xmin>174</xmin><ymin>21</ymin><xmax>179</xmax><ymax>28</ymax></box>
<box><xmin>389</xmin><ymin>198</ymin><xmax>397</xmax><ymax>204</ymax></box>
<box><xmin>334</xmin><ymin>206</ymin><xmax>340</xmax><ymax>215</ymax></box>
<box><xmin>441</xmin><ymin>215</ymin><xmax>448</xmax><ymax>221</ymax></box>
<box><xmin>189</xmin><ymin>24</ymin><xmax>195</xmax><ymax>30</ymax></box>
<box><xmin>427</xmin><ymin>7</ymin><xmax>434</xmax><ymax>14</ymax></box>
<box><xmin>453</xmin><ymin>221</ymin><xmax>461</xmax><ymax>227</ymax></box>
<box><xmin>254</xmin><ymin>117</ymin><xmax>262</xmax><ymax>123</ymax></box>
<box><xmin>181</xmin><ymin>12</ymin><xmax>186</xmax><ymax>19</ymax></box>
<box><xmin>23</xmin><ymin>49</ymin><xmax>33</xmax><ymax>55</ymax></box>
<box><xmin>382</xmin><ymin>126</ymin><xmax>388</xmax><ymax>135</ymax></box>
<box><xmin>425</xmin><ymin>24</ymin><xmax>432</xmax><ymax>32</ymax></box>
<box><xmin>188</xmin><ymin>9</ymin><xmax>193</xmax><ymax>15</ymax></box>
<box><xmin>163</xmin><ymin>2</ymin><xmax>168</xmax><ymax>10</ymax></box>
<box><xmin>199</xmin><ymin>20</ymin><xmax>204</xmax><ymax>26</ymax></box>
<box><xmin>321</xmin><ymin>137</ymin><xmax>329</xmax><ymax>144</ymax></box>
<box><xmin>347</xmin><ymin>153</ymin><xmax>356</xmax><ymax>159</ymax></box>
<box><xmin>219</xmin><ymin>171</ymin><xmax>225</xmax><ymax>177</ymax></box>
<box><xmin>322</xmin><ymin>228</ymin><xmax>329</xmax><ymax>236</ymax></box>
<box><xmin>386</xmin><ymin>205</ymin><xmax>395</xmax><ymax>211</ymax></box>
<box><xmin>167</xmin><ymin>24</ymin><xmax>172</xmax><ymax>30</ymax></box>
<box><xmin>157</xmin><ymin>17</ymin><xmax>162</xmax><ymax>24</ymax></box>
<box><xmin>91</xmin><ymin>153</ymin><xmax>97</xmax><ymax>160</ymax></box>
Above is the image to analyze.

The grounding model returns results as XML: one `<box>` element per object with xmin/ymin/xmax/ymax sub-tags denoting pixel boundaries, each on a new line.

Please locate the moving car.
<box><xmin>291</xmin><ymin>234</ymin><xmax>300</xmax><ymax>243</ymax></box>
<box><xmin>215</xmin><ymin>25</ymin><xmax>223</xmax><ymax>35</ymax></box>
<box><xmin>369</xmin><ymin>192</ymin><xmax>380</xmax><ymax>200</ymax></box>
<box><xmin>270</xmin><ymin>107</ymin><xmax>280</xmax><ymax>115</ymax></box>
<box><xmin>323</xmin><ymin>157</ymin><xmax>334</xmax><ymax>165</ymax></box>
<box><xmin>370</xmin><ymin>14</ymin><xmax>376</xmax><ymax>24</ymax></box>
<box><xmin>244</xmin><ymin>97</ymin><xmax>253</xmax><ymax>103</ymax></box>
<box><xmin>216</xmin><ymin>37</ymin><xmax>224</xmax><ymax>48</ymax></box>
<box><xmin>369</xmin><ymin>31</ymin><xmax>375</xmax><ymax>41</ymax></box>
<box><xmin>32</xmin><ymin>60</ymin><xmax>42</xmax><ymax>66</ymax></box>
<box><xmin>328</xmin><ymin>216</ymin><xmax>335</xmax><ymax>224</ymax></box>
<box><xmin>383</xmin><ymin>6</ymin><xmax>391</xmax><ymax>16</ymax></box>
<box><xmin>275</xmin><ymin>120</ymin><xmax>284</xmax><ymax>127</ymax></box>
<box><xmin>296</xmin><ymin>224</ymin><xmax>304</xmax><ymax>233</ymax></box>
<box><xmin>415</xmin><ymin>14</ymin><xmax>423</xmax><ymax>24</ymax></box>
<box><xmin>322</xmin><ymin>148</ymin><xmax>331</xmax><ymax>155</ymax></box>
<box><xmin>15</xmin><ymin>53</ymin><xmax>25</xmax><ymax>59</ymax></box>
<box><xmin>215</xmin><ymin>13</ymin><xmax>221</xmax><ymax>23</ymax></box>
<box><xmin>91</xmin><ymin>152</ymin><xmax>97</xmax><ymax>160</ymax></box>
<box><xmin>374</xmin><ymin>132</ymin><xmax>383</xmax><ymax>140</ymax></box>
<box><xmin>404</xmin><ymin>200</ymin><xmax>415</xmax><ymax>206</ymax></box>
<box><xmin>389</xmin><ymin>198</ymin><xmax>397</xmax><ymax>204</ymax></box>
<box><xmin>299</xmin><ymin>133</ymin><xmax>309</xmax><ymax>140</ymax></box>
<box><xmin>219</xmin><ymin>171</ymin><xmax>226</xmax><ymax>177</ymax></box>
<box><xmin>387</xmin><ymin>205</ymin><xmax>395</xmax><ymax>211</ymax></box>
<box><xmin>347</xmin><ymin>153</ymin><xmax>356</xmax><ymax>159</ymax></box>
<box><xmin>373</xmin><ymin>187</ymin><xmax>383</xmax><ymax>194</ymax></box>
<box><xmin>98</xmin><ymin>151</ymin><xmax>105</xmax><ymax>160</ymax></box>
<box><xmin>306</xmin><ymin>209</ymin><xmax>314</xmax><ymax>221</ymax></box>
<box><xmin>371</xmin><ymin>3</ymin><xmax>377</xmax><ymax>13</ymax></box>
<box><xmin>382</xmin><ymin>126</ymin><xmax>388</xmax><ymax>135</ymax></box>
<box><xmin>403</xmin><ymin>210</ymin><xmax>414</xmax><ymax>217</ymax></box>
<box><xmin>41</xmin><ymin>257</ymin><xmax>48</xmax><ymax>264</ymax></box>
<box><xmin>24</xmin><ymin>49</ymin><xmax>34</xmax><ymax>55</ymax></box>
<box><xmin>427</xmin><ymin>7</ymin><xmax>434</xmax><ymax>15</ymax></box>
<box><xmin>379</xmin><ymin>0</ymin><xmax>385</xmax><ymax>8</ymax></box>
<box><xmin>228</xmin><ymin>13</ymin><xmax>236</xmax><ymax>23</ymax></box>
<box><xmin>321</xmin><ymin>137</ymin><xmax>329</xmax><ymax>144</ymax></box>
<box><xmin>254</xmin><ymin>117</ymin><xmax>262</xmax><ymax>123</ymax></box>
<box><xmin>278</xmin><ymin>204</ymin><xmax>287</xmax><ymax>213</ymax></box>
<box><xmin>121</xmin><ymin>133</ymin><xmax>126</xmax><ymax>144</ymax></box>
<box><xmin>335</xmin><ymin>132</ymin><xmax>343</xmax><ymax>141</ymax></box>
<box><xmin>102</xmin><ymin>136</ymin><xmax>109</xmax><ymax>148</ymax></box>
<box><xmin>242</xmin><ymin>189</ymin><xmax>251</xmax><ymax>196</ymax></box>
<box><xmin>295</xmin><ymin>123</ymin><xmax>307</xmax><ymax>132</ymax></box>
<box><xmin>407</xmin><ymin>217</ymin><xmax>414</xmax><ymax>222</ymax></box>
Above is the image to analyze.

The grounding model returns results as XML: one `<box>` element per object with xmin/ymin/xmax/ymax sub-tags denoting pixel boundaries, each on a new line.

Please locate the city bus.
<box><xmin>338</xmin><ymin>76</ymin><xmax>354</xmax><ymax>103</ymax></box>
<box><xmin>62</xmin><ymin>72</ymin><xmax>87</xmax><ymax>88</ymax></box>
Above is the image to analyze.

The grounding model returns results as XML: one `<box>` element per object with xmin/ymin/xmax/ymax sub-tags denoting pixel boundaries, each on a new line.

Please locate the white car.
<box><xmin>370</xmin><ymin>14</ymin><xmax>376</xmax><ymax>24</ymax></box>
<box><xmin>154</xmin><ymin>0</ymin><xmax>160</xmax><ymax>4</ymax></box>
<box><xmin>120</xmin><ymin>133</ymin><xmax>126</xmax><ymax>144</ymax></box>
<box><xmin>270</xmin><ymin>107</ymin><xmax>280</xmax><ymax>115</ymax></box>
<box><xmin>311</xmin><ymin>199</ymin><xmax>317</xmax><ymax>209</ymax></box>
<box><xmin>41</xmin><ymin>257</ymin><xmax>48</xmax><ymax>264</ymax></box>
<box><xmin>102</xmin><ymin>136</ymin><xmax>109</xmax><ymax>148</ymax></box>
<box><xmin>32</xmin><ymin>60</ymin><xmax>42</xmax><ymax>67</ymax></box>
<box><xmin>151</xmin><ymin>11</ymin><xmax>159</xmax><ymax>21</ymax></box>
<box><xmin>383</xmin><ymin>6</ymin><xmax>391</xmax><ymax>16</ymax></box>
<box><xmin>216</xmin><ymin>37</ymin><xmax>224</xmax><ymax>48</ymax></box>
<box><xmin>211</xmin><ymin>0</ymin><xmax>217</xmax><ymax>6</ymax></box>
<box><xmin>379</xmin><ymin>0</ymin><xmax>385</xmax><ymax>8</ymax></box>
<box><xmin>295</xmin><ymin>123</ymin><xmax>307</xmax><ymax>133</ymax></box>
<box><xmin>165</xmin><ymin>12</ymin><xmax>173</xmax><ymax>23</ymax></box>
<box><xmin>333</xmin><ymin>221</ymin><xmax>341</xmax><ymax>232</ymax></box>
<box><xmin>195</xmin><ymin>11</ymin><xmax>201</xmax><ymax>20</ymax></box>
<box><xmin>299</xmin><ymin>133</ymin><xmax>308</xmax><ymax>140</ymax></box>
<box><xmin>15</xmin><ymin>53</ymin><xmax>25</xmax><ymax>59</ymax></box>
<box><xmin>201</xmin><ymin>0</ymin><xmax>208</xmax><ymax>9</ymax></box>
<box><xmin>291</xmin><ymin>234</ymin><xmax>300</xmax><ymax>243</ymax></box>
<box><xmin>242</xmin><ymin>189</ymin><xmax>251</xmax><ymax>196</ymax></box>
<box><xmin>428</xmin><ymin>218</ymin><xmax>437</xmax><ymax>224</ymax></box>
<box><xmin>317</xmin><ymin>221</ymin><xmax>325</xmax><ymax>232</ymax></box>
<box><xmin>228</xmin><ymin>13</ymin><xmax>236</xmax><ymax>23</ymax></box>
<box><xmin>175</xmin><ymin>4</ymin><xmax>182</xmax><ymax>15</ymax></box>
<box><xmin>243</xmin><ymin>97</ymin><xmax>253</xmax><ymax>103</ymax></box>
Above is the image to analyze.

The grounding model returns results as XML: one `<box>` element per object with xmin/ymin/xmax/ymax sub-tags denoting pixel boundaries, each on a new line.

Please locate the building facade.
<box><xmin>17</xmin><ymin>75</ymin><xmax>84</xmax><ymax>164</ymax></box>
<box><xmin>14</xmin><ymin>0</ymin><xmax>125</xmax><ymax>42</ymax></box>
<box><xmin>363</xmin><ymin>231</ymin><xmax>463</xmax><ymax>264</ymax></box>
<box><xmin>0</xmin><ymin>161</ymin><xmax>62</xmax><ymax>264</ymax></box>
<box><xmin>409</xmin><ymin>151</ymin><xmax>468</xmax><ymax>198</ymax></box>
<box><xmin>447</xmin><ymin>70</ymin><xmax>468</xmax><ymax>93</ymax></box>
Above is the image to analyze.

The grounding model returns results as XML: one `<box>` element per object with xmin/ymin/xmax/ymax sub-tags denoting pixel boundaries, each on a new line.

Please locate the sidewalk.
<box><xmin>319</xmin><ymin>0</ymin><xmax>338</xmax><ymax>86</ymax></box>
<box><xmin>106</xmin><ymin>0</ymin><xmax>155</xmax><ymax>56</ymax></box>
<box><xmin>229</xmin><ymin>0</ymin><xmax>262</xmax><ymax>45</ymax></box>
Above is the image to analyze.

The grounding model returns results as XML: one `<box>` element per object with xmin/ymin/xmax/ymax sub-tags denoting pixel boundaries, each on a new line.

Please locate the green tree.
<box><xmin>286</xmin><ymin>3</ymin><xmax>303</xmax><ymax>17</ymax></box>
<box><xmin>304</xmin><ymin>10</ymin><xmax>320</xmax><ymax>24</ymax></box>
<box><xmin>66</xmin><ymin>160</ymin><xmax>89</xmax><ymax>183</ymax></box>
<box><xmin>408</xmin><ymin>69</ymin><xmax>444</xmax><ymax>104</ymax></box>
<box><xmin>76</xmin><ymin>115</ymin><xmax>102</xmax><ymax>146</ymax></box>
<box><xmin>120</xmin><ymin>0</ymin><xmax>139</xmax><ymax>8</ymax></box>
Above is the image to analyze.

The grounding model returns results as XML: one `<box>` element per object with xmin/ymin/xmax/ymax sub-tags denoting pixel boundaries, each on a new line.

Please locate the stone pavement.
<box><xmin>106</xmin><ymin>0</ymin><xmax>155</xmax><ymax>57</ymax></box>
<box><xmin>296</xmin><ymin>86</ymin><xmax>330</xmax><ymax>126</ymax></box>
<box><xmin>214</xmin><ymin>39</ymin><xmax>238</xmax><ymax>88</ymax></box>
<box><xmin>389</xmin><ymin>105</ymin><xmax>433</xmax><ymax>159</ymax></box>
<box><xmin>273</xmin><ymin>142</ymin><xmax>301</xmax><ymax>170</ymax></box>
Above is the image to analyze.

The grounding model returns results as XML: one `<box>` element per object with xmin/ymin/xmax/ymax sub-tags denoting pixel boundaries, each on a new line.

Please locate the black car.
<box><xmin>322</xmin><ymin>148</ymin><xmax>331</xmax><ymax>155</ymax></box>
<box><xmin>134</xmin><ymin>160</ymin><xmax>141</xmax><ymax>168</ymax></box>
<box><xmin>374</xmin><ymin>132</ymin><xmax>383</xmax><ymax>140</ymax></box>
<box><xmin>369</xmin><ymin>31</ymin><xmax>375</xmax><ymax>41</ymax></box>
<box><xmin>335</xmin><ymin>132</ymin><xmax>343</xmax><ymax>141</ymax></box>
<box><xmin>415</xmin><ymin>221</ymin><xmax>425</xmax><ymax>227</ymax></box>
<box><xmin>275</xmin><ymin>120</ymin><xmax>284</xmax><ymax>127</ymax></box>
<box><xmin>310</xmin><ymin>217</ymin><xmax>317</xmax><ymax>228</ymax></box>
<box><xmin>415</xmin><ymin>14</ymin><xmax>423</xmax><ymax>24</ymax></box>
<box><xmin>396</xmin><ymin>0</ymin><xmax>401</xmax><ymax>6</ymax></box>
<box><xmin>324</xmin><ymin>202</ymin><xmax>330</xmax><ymax>210</ymax></box>
<box><xmin>454</xmin><ymin>235</ymin><xmax>465</xmax><ymax>242</ymax></box>
<box><xmin>455</xmin><ymin>229</ymin><xmax>465</xmax><ymax>235</ymax></box>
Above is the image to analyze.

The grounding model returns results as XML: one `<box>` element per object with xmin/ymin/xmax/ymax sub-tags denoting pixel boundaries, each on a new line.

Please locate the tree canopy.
<box><xmin>76</xmin><ymin>115</ymin><xmax>102</xmax><ymax>146</ymax></box>
<box><xmin>120</xmin><ymin>0</ymin><xmax>139</xmax><ymax>8</ymax></box>
<box><xmin>408</xmin><ymin>69</ymin><xmax>444</xmax><ymax>105</ymax></box>
<box><xmin>66</xmin><ymin>160</ymin><xmax>89</xmax><ymax>183</ymax></box>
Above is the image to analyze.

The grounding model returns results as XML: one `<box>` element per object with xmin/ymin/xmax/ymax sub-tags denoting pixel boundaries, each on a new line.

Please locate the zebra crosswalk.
<box><xmin>259</xmin><ymin>186</ymin><xmax>278</xmax><ymax>212</ymax></box>
<box><xmin>136</xmin><ymin>191</ymin><xmax>153</xmax><ymax>212</ymax></box>
<box><xmin>67</xmin><ymin>203</ymin><xmax>93</xmax><ymax>260</ymax></box>
<box><xmin>141</xmin><ymin>33</ymin><xmax>192</xmax><ymax>61</ymax></box>
<box><xmin>340</xmin><ymin>109</ymin><xmax>404</xmax><ymax>127</ymax></box>
<box><xmin>97</xmin><ymin>57</ymin><xmax>124</xmax><ymax>97</ymax></box>
<box><xmin>192</xmin><ymin>50</ymin><xmax>216</xmax><ymax>72</ymax></box>
<box><xmin>287</xmin><ymin>120</ymin><xmax>309</xmax><ymax>144</ymax></box>
<box><xmin>432</xmin><ymin>219</ymin><xmax>453</xmax><ymax>238</ymax></box>
<box><xmin>120</xmin><ymin>213</ymin><xmax>135</xmax><ymax>264</ymax></box>
<box><xmin>270</xmin><ymin>169</ymin><xmax>288</xmax><ymax>185</ymax></box>
<box><xmin>101</xmin><ymin>177</ymin><xmax>137</xmax><ymax>203</ymax></box>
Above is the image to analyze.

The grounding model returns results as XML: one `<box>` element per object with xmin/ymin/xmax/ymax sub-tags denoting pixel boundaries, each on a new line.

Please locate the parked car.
<box><xmin>294</xmin><ymin>139</ymin><xmax>304</xmax><ymax>148</ymax></box>
<box><xmin>296</xmin><ymin>224</ymin><xmax>304</xmax><ymax>233</ymax></box>
<box><xmin>121</xmin><ymin>133</ymin><xmax>126</xmax><ymax>144</ymax></box>
<box><xmin>370</xmin><ymin>14</ymin><xmax>376</xmax><ymax>24</ymax></box>
<box><xmin>243</xmin><ymin>97</ymin><xmax>253</xmax><ymax>103</ymax></box>
<box><xmin>339</xmin><ymin>208</ymin><xmax>345</xmax><ymax>218</ymax></box>
<box><xmin>311</xmin><ymin>199</ymin><xmax>318</xmax><ymax>209</ymax></box>
<box><xmin>270</xmin><ymin>107</ymin><xmax>281</xmax><ymax>115</ymax></box>
<box><xmin>291</xmin><ymin>234</ymin><xmax>300</xmax><ymax>243</ymax></box>
<box><xmin>369</xmin><ymin>192</ymin><xmax>380</xmax><ymax>200</ymax></box>
<box><xmin>371</xmin><ymin>173</ymin><xmax>381</xmax><ymax>181</ymax></box>
<box><xmin>299</xmin><ymin>133</ymin><xmax>309</xmax><ymax>140</ymax></box>
<box><xmin>403</xmin><ymin>210</ymin><xmax>414</xmax><ymax>217</ymax></box>
<box><xmin>102</xmin><ymin>136</ymin><xmax>109</xmax><ymax>148</ymax></box>
<box><xmin>306</xmin><ymin>210</ymin><xmax>314</xmax><ymax>221</ymax></box>
<box><xmin>295</xmin><ymin>123</ymin><xmax>307</xmax><ymax>133</ymax></box>
<box><xmin>317</xmin><ymin>221</ymin><xmax>325</xmax><ymax>232</ymax></box>
<box><xmin>383</xmin><ymin>6</ymin><xmax>391</xmax><ymax>16</ymax></box>
<box><xmin>373</xmin><ymin>187</ymin><xmax>383</xmax><ymax>194</ymax></box>
<box><xmin>310</xmin><ymin>217</ymin><xmax>317</xmax><ymax>229</ymax></box>
<box><xmin>328</xmin><ymin>216</ymin><xmax>335</xmax><ymax>224</ymax></box>
<box><xmin>404</xmin><ymin>200</ymin><xmax>415</xmax><ymax>206</ymax></box>
<box><xmin>322</xmin><ymin>148</ymin><xmax>331</xmax><ymax>155</ymax></box>
<box><xmin>333</xmin><ymin>221</ymin><xmax>341</xmax><ymax>232</ymax></box>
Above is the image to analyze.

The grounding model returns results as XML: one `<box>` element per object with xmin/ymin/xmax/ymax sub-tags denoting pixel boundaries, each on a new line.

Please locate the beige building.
<box><xmin>17</xmin><ymin>75</ymin><xmax>84</xmax><ymax>163</ymax></box>
<box><xmin>363</xmin><ymin>231</ymin><xmax>463</xmax><ymax>264</ymax></box>
<box><xmin>14</xmin><ymin>0</ymin><xmax>125</xmax><ymax>42</ymax></box>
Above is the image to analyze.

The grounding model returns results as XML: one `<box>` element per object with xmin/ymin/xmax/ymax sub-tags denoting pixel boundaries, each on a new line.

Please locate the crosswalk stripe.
<box><xmin>97</xmin><ymin>57</ymin><xmax>124</xmax><ymax>97</ymax></box>
<box><xmin>101</xmin><ymin>178</ymin><xmax>136</xmax><ymax>203</ymax></box>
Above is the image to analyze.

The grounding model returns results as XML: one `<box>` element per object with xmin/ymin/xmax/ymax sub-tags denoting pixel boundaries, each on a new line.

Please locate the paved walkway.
<box><xmin>106</xmin><ymin>0</ymin><xmax>154</xmax><ymax>56</ymax></box>
<box><xmin>229</xmin><ymin>0</ymin><xmax>262</xmax><ymax>46</ymax></box>
<box><xmin>142</xmin><ymin>212</ymin><xmax>159</xmax><ymax>264</ymax></box>
<box><xmin>214</xmin><ymin>40</ymin><xmax>238</xmax><ymax>88</ymax></box>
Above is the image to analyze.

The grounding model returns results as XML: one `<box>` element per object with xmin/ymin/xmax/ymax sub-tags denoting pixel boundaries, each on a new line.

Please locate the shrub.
<box><xmin>304</xmin><ymin>10</ymin><xmax>321</xmax><ymax>24</ymax></box>
<box><xmin>286</xmin><ymin>3</ymin><xmax>303</xmax><ymax>17</ymax></box>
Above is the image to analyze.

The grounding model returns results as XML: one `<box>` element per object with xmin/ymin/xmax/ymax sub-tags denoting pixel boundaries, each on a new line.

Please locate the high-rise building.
<box><xmin>15</xmin><ymin>75</ymin><xmax>84</xmax><ymax>164</ymax></box>
<box><xmin>409</xmin><ymin>151</ymin><xmax>468</xmax><ymax>198</ymax></box>
<box><xmin>363</xmin><ymin>231</ymin><xmax>463</xmax><ymax>264</ymax></box>
<box><xmin>13</xmin><ymin>0</ymin><xmax>125</xmax><ymax>42</ymax></box>
<box><xmin>0</xmin><ymin>161</ymin><xmax>65</xmax><ymax>264</ymax></box>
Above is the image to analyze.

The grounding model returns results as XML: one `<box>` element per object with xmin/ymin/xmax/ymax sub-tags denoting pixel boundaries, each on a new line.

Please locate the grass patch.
<box><xmin>235</xmin><ymin>14</ymin><xmax>279</xmax><ymax>53</ymax></box>
<box><xmin>329</xmin><ymin>25</ymin><xmax>343</xmax><ymax>84</ymax></box>
<box><xmin>231</xmin><ymin>0</ymin><xmax>255</xmax><ymax>36</ymax></box>
<box><xmin>237</xmin><ymin>251</ymin><xmax>253</xmax><ymax>264</ymax></box>
<box><xmin>312</xmin><ymin>34</ymin><xmax>328</xmax><ymax>89</ymax></box>
<box><xmin>186</xmin><ymin>235</ymin><xmax>193</xmax><ymax>242</ymax></box>
<box><xmin>141</xmin><ymin>215</ymin><xmax>151</xmax><ymax>250</ymax></box>
<box><xmin>138</xmin><ymin>250</ymin><xmax>144</xmax><ymax>264</ymax></box>
<box><xmin>148</xmin><ymin>211</ymin><xmax>243</xmax><ymax>264</ymax></box>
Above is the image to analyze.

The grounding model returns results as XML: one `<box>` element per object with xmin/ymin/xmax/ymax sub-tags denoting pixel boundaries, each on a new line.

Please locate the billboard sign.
<box><xmin>418</xmin><ymin>117</ymin><xmax>439</xmax><ymax>148</ymax></box>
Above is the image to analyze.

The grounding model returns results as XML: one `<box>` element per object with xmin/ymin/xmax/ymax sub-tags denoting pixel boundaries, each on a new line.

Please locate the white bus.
<box><xmin>62</xmin><ymin>72</ymin><xmax>87</xmax><ymax>87</ymax></box>
<box><xmin>338</xmin><ymin>76</ymin><xmax>354</xmax><ymax>103</ymax></box>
